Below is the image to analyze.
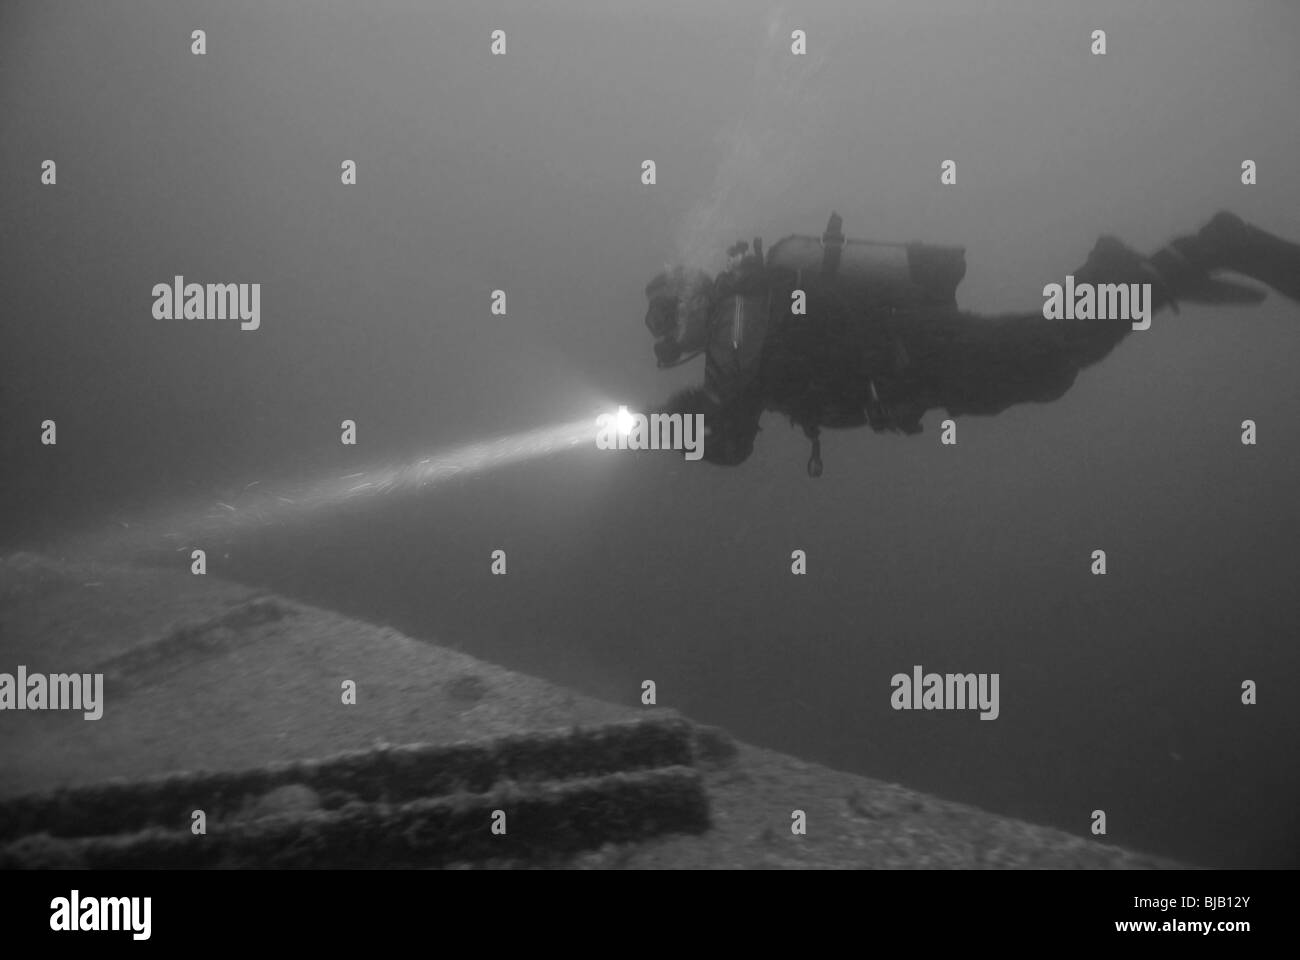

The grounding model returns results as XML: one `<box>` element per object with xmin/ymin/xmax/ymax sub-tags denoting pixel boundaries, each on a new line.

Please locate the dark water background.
<box><xmin>3</xmin><ymin>0</ymin><xmax>1298</xmax><ymax>866</ymax></box>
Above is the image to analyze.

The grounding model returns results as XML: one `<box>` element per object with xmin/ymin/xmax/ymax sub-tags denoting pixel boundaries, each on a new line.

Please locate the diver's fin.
<box><xmin>1196</xmin><ymin>212</ymin><xmax>1300</xmax><ymax>303</ymax></box>
<box><xmin>1176</xmin><ymin>275</ymin><xmax>1266</xmax><ymax>305</ymax></box>
<box><xmin>1146</xmin><ymin>238</ymin><xmax>1268</xmax><ymax>309</ymax></box>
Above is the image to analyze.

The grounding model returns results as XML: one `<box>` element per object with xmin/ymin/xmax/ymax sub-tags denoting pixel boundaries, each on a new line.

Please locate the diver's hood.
<box><xmin>644</xmin><ymin>267</ymin><xmax>714</xmax><ymax>368</ymax></box>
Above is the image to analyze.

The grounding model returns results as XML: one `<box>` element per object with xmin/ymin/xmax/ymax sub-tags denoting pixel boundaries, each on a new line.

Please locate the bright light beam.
<box><xmin>75</xmin><ymin>414</ymin><xmax>603</xmax><ymax>560</ymax></box>
<box><xmin>615</xmin><ymin>405</ymin><xmax>637</xmax><ymax>435</ymax></box>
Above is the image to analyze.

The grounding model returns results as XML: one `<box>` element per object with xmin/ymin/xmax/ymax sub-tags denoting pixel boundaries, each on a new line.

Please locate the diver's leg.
<box><xmin>920</xmin><ymin>214</ymin><xmax>1300</xmax><ymax>420</ymax></box>
<box><xmin>914</xmin><ymin>239</ymin><xmax>1164</xmax><ymax>416</ymax></box>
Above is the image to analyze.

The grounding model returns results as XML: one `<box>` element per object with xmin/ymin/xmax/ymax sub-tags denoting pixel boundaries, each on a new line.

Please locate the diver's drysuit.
<box><xmin>645</xmin><ymin>211</ymin><xmax>1300</xmax><ymax>475</ymax></box>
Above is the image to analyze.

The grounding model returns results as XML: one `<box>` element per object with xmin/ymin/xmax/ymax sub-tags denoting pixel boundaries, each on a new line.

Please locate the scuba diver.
<box><xmin>645</xmin><ymin>211</ymin><xmax>1300</xmax><ymax>476</ymax></box>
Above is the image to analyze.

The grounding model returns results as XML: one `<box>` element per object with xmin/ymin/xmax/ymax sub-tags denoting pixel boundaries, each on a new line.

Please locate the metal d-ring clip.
<box><xmin>807</xmin><ymin>434</ymin><xmax>823</xmax><ymax>478</ymax></box>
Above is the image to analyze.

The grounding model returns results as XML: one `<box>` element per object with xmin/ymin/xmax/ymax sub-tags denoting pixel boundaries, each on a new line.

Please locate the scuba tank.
<box><xmin>764</xmin><ymin>212</ymin><xmax>966</xmax><ymax>309</ymax></box>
